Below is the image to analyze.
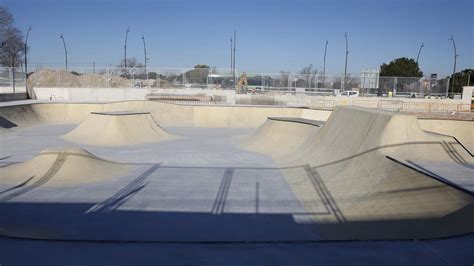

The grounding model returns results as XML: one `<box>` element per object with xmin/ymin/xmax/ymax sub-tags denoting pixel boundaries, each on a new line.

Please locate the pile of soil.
<box><xmin>27</xmin><ymin>69</ymin><xmax>175</xmax><ymax>88</ymax></box>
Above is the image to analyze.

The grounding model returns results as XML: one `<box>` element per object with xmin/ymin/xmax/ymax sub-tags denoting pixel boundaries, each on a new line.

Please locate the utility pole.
<box><xmin>448</xmin><ymin>35</ymin><xmax>459</xmax><ymax>98</ymax></box>
<box><xmin>416</xmin><ymin>42</ymin><xmax>424</xmax><ymax>64</ymax></box>
<box><xmin>230</xmin><ymin>37</ymin><xmax>233</xmax><ymax>74</ymax></box>
<box><xmin>24</xmin><ymin>25</ymin><xmax>31</xmax><ymax>80</ymax></box>
<box><xmin>323</xmin><ymin>40</ymin><xmax>328</xmax><ymax>86</ymax></box>
<box><xmin>233</xmin><ymin>29</ymin><xmax>236</xmax><ymax>89</ymax></box>
<box><xmin>141</xmin><ymin>35</ymin><xmax>148</xmax><ymax>79</ymax></box>
<box><xmin>344</xmin><ymin>32</ymin><xmax>349</xmax><ymax>91</ymax></box>
<box><xmin>93</xmin><ymin>61</ymin><xmax>95</xmax><ymax>74</ymax></box>
<box><xmin>59</xmin><ymin>34</ymin><xmax>68</xmax><ymax>70</ymax></box>
<box><xmin>124</xmin><ymin>27</ymin><xmax>130</xmax><ymax>70</ymax></box>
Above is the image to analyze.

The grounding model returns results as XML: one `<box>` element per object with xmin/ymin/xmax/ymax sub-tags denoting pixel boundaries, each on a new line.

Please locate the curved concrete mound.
<box><xmin>237</xmin><ymin>117</ymin><xmax>323</xmax><ymax>158</ymax></box>
<box><xmin>0</xmin><ymin>148</ymin><xmax>130</xmax><ymax>187</ymax></box>
<box><xmin>239</xmin><ymin>106</ymin><xmax>474</xmax><ymax>240</ymax></box>
<box><xmin>63</xmin><ymin>111</ymin><xmax>173</xmax><ymax>146</ymax></box>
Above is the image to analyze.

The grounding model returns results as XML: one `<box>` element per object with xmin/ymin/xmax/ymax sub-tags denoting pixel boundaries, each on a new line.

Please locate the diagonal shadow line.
<box><xmin>0</xmin><ymin>162</ymin><xmax>18</xmax><ymax>168</ymax></box>
<box><xmin>0</xmin><ymin>176</ymin><xmax>35</xmax><ymax>194</ymax></box>
<box><xmin>423</xmin><ymin>129</ymin><xmax>473</xmax><ymax>157</ymax></box>
<box><xmin>0</xmin><ymin>156</ymin><xmax>12</xmax><ymax>161</ymax></box>
<box><xmin>87</xmin><ymin>164</ymin><xmax>161</xmax><ymax>213</ymax></box>
<box><xmin>304</xmin><ymin>165</ymin><xmax>341</xmax><ymax>220</ymax></box>
<box><xmin>0</xmin><ymin>152</ymin><xmax>68</xmax><ymax>202</ymax></box>
<box><xmin>440</xmin><ymin>141</ymin><xmax>474</xmax><ymax>170</ymax></box>
<box><xmin>93</xmin><ymin>183</ymin><xmax>148</xmax><ymax>212</ymax></box>
<box><xmin>211</xmin><ymin>168</ymin><xmax>234</xmax><ymax>215</ymax></box>
<box><xmin>386</xmin><ymin>156</ymin><xmax>474</xmax><ymax>196</ymax></box>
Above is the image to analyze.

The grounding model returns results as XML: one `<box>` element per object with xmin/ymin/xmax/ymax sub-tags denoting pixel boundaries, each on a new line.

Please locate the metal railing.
<box><xmin>0</xmin><ymin>66</ymin><xmax>469</xmax><ymax>99</ymax></box>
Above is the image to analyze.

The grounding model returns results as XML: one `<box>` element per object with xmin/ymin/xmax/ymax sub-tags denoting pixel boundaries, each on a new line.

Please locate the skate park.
<box><xmin>1</xmin><ymin>0</ymin><xmax>474</xmax><ymax>263</ymax></box>
<box><xmin>0</xmin><ymin>99</ymin><xmax>473</xmax><ymax>253</ymax></box>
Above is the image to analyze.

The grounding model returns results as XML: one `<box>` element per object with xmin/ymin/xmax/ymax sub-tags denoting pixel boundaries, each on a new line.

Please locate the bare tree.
<box><xmin>298</xmin><ymin>64</ymin><xmax>318</xmax><ymax>88</ymax></box>
<box><xmin>0</xmin><ymin>7</ymin><xmax>25</xmax><ymax>92</ymax></box>
<box><xmin>0</xmin><ymin>6</ymin><xmax>13</xmax><ymax>48</ymax></box>
<box><xmin>117</xmin><ymin>58</ymin><xmax>144</xmax><ymax>78</ymax></box>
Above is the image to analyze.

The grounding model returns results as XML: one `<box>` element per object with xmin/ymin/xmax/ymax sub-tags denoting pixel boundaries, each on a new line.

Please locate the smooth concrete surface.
<box><xmin>0</xmin><ymin>100</ymin><xmax>332</xmax><ymax>128</ymax></box>
<box><xmin>238</xmin><ymin>106</ymin><xmax>474</xmax><ymax>239</ymax></box>
<box><xmin>0</xmin><ymin>125</ymin><xmax>321</xmax><ymax>241</ymax></box>
<box><xmin>0</xmin><ymin>101</ymin><xmax>473</xmax><ymax>264</ymax></box>
<box><xmin>0</xmin><ymin>234</ymin><xmax>473</xmax><ymax>266</ymax></box>
<box><xmin>418</xmin><ymin>119</ymin><xmax>474</xmax><ymax>153</ymax></box>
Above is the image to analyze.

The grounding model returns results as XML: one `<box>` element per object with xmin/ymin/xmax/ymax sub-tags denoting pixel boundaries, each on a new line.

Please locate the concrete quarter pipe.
<box><xmin>238</xmin><ymin>106</ymin><xmax>474</xmax><ymax>240</ymax></box>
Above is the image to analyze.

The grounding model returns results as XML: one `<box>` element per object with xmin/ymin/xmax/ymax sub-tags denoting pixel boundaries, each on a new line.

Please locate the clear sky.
<box><xmin>1</xmin><ymin>0</ymin><xmax>473</xmax><ymax>76</ymax></box>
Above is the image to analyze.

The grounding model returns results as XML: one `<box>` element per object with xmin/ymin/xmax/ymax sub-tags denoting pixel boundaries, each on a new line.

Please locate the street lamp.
<box><xmin>141</xmin><ymin>35</ymin><xmax>148</xmax><ymax>80</ymax></box>
<box><xmin>344</xmin><ymin>32</ymin><xmax>349</xmax><ymax>91</ymax></box>
<box><xmin>416</xmin><ymin>42</ymin><xmax>424</xmax><ymax>64</ymax></box>
<box><xmin>59</xmin><ymin>34</ymin><xmax>68</xmax><ymax>70</ymax></box>
<box><xmin>124</xmin><ymin>27</ymin><xmax>130</xmax><ymax>70</ymax></box>
<box><xmin>230</xmin><ymin>37</ymin><xmax>233</xmax><ymax>74</ymax></box>
<box><xmin>24</xmin><ymin>25</ymin><xmax>31</xmax><ymax>79</ymax></box>
<box><xmin>233</xmin><ymin>29</ymin><xmax>236</xmax><ymax>90</ymax></box>
<box><xmin>448</xmin><ymin>35</ymin><xmax>459</xmax><ymax>98</ymax></box>
<box><xmin>323</xmin><ymin>40</ymin><xmax>328</xmax><ymax>87</ymax></box>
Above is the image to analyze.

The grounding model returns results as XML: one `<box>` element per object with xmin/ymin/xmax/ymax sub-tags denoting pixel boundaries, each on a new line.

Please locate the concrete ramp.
<box><xmin>237</xmin><ymin>117</ymin><xmax>323</xmax><ymax>158</ymax></box>
<box><xmin>239</xmin><ymin>106</ymin><xmax>474</xmax><ymax>240</ymax></box>
<box><xmin>63</xmin><ymin>111</ymin><xmax>173</xmax><ymax>146</ymax></box>
<box><xmin>0</xmin><ymin>148</ymin><xmax>130</xmax><ymax>188</ymax></box>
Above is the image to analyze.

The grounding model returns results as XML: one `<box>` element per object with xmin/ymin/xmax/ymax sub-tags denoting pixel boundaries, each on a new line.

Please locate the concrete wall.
<box><xmin>33</xmin><ymin>87</ymin><xmax>235</xmax><ymax>104</ymax></box>
<box><xmin>0</xmin><ymin>92</ymin><xmax>28</xmax><ymax>102</ymax></box>
<box><xmin>32</xmin><ymin>87</ymin><xmax>471</xmax><ymax>113</ymax></box>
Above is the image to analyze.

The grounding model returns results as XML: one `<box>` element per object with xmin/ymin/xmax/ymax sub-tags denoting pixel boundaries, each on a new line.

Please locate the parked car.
<box><xmin>338</xmin><ymin>91</ymin><xmax>359</xmax><ymax>97</ymax></box>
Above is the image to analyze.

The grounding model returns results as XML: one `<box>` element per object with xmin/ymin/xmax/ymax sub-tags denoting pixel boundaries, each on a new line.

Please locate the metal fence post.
<box><xmin>445</xmin><ymin>78</ymin><xmax>450</xmax><ymax>98</ymax></box>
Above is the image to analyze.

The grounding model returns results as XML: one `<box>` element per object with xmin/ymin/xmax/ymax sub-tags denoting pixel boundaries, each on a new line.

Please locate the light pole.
<box><xmin>448</xmin><ymin>35</ymin><xmax>459</xmax><ymax>98</ymax></box>
<box><xmin>344</xmin><ymin>32</ymin><xmax>349</xmax><ymax>91</ymax></box>
<box><xmin>233</xmin><ymin>29</ymin><xmax>236</xmax><ymax>89</ymax></box>
<box><xmin>124</xmin><ymin>27</ymin><xmax>130</xmax><ymax>70</ymax></box>
<box><xmin>323</xmin><ymin>40</ymin><xmax>328</xmax><ymax>87</ymax></box>
<box><xmin>416</xmin><ymin>42</ymin><xmax>424</xmax><ymax>64</ymax></box>
<box><xmin>141</xmin><ymin>35</ymin><xmax>148</xmax><ymax>79</ymax></box>
<box><xmin>24</xmin><ymin>25</ymin><xmax>31</xmax><ymax>80</ymax></box>
<box><xmin>59</xmin><ymin>34</ymin><xmax>68</xmax><ymax>70</ymax></box>
<box><xmin>230</xmin><ymin>37</ymin><xmax>233</xmax><ymax>74</ymax></box>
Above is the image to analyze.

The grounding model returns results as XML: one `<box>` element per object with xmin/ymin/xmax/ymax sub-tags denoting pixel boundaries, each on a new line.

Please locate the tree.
<box><xmin>0</xmin><ymin>7</ymin><xmax>25</xmax><ymax>92</ymax></box>
<box><xmin>0</xmin><ymin>6</ymin><xmax>13</xmax><ymax>48</ymax></box>
<box><xmin>380</xmin><ymin>57</ymin><xmax>423</xmax><ymax>77</ymax></box>
<box><xmin>180</xmin><ymin>65</ymin><xmax>210</xmax><ymax>85</ymax></box>
<box><xmin>449</xmin><ymin>69</ymin><xmax>473</xmax><ymax>94</ymax></box>
<box><xmin>117</xmin><ymin>58</ymin><xmax>144</xmax><ymax>78</ymax></box>
<box><xmin>298</xmin><ymin>64</ymin><xmax>318</xmax><ymax>88</ymax></box>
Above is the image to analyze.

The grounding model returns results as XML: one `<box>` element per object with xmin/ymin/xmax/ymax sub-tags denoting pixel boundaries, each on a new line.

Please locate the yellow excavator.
<box><xmin>236</xmin><ymin>72</ymin><xmax>248</xmax><ymax>94</ymax></box>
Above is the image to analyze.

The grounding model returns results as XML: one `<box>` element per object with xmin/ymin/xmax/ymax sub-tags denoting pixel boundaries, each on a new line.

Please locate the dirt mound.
<box><xmin>27</xmin><ymin>69</ymin><xmax>136</xmax><ymax>88</ymax></box>
<box><xmin>28</xmin><ymin>69</ymin><xmax>81</xmax><ymax>88</ymax></box>
<box><xmin>0</xmin><ymin>148</ymin><xmax>130</xmax><ymax>186</ymax></box>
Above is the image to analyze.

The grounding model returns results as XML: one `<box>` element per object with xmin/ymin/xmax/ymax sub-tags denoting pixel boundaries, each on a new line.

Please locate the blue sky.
<box><xmin>1</xmin><ymin>0</ymin><xmax>473</xmax><ymax>76</ymax></box>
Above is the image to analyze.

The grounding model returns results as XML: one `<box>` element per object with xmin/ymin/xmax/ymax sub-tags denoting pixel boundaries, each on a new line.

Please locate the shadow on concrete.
<box><xmin>87</xmin><ymin>164</ymin><xmax>161</xmax><ymax>213</ymax></box>
<box><xmin>0</xmin><ymin>116</ymin><xmax>17</xmax><ymax>129</ymax></box>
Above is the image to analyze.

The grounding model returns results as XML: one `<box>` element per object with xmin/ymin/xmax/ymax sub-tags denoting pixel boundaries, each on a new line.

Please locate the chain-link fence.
<box><xmin>0</xmin><ymin>66</ymin><xmax>470</xmax><ymax>99</ymax></box>
<box><xmin>0</xmin><ymin>67</ymin><xmax>27</xmax><ymax>93</ymax></box>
